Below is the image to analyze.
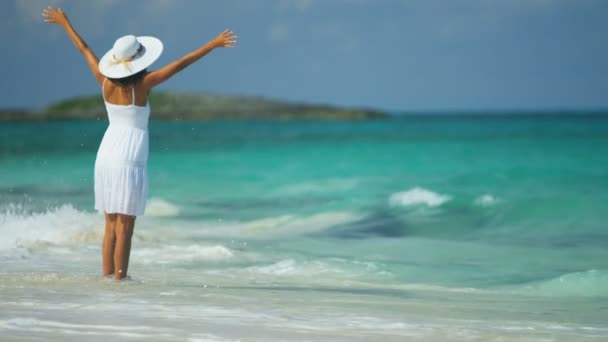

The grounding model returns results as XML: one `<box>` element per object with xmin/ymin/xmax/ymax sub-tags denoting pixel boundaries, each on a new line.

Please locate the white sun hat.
<box><xmin>98</xmin><ymin>35</ymin><xmax>163</xmax><ymax>79</ymax></box>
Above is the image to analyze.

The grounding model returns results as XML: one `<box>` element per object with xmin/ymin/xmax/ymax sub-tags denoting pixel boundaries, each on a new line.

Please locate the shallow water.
<box><xmin>1</xmin><ymin>116</ymin><xmax>608</xmax><ymax>340</ymax></box>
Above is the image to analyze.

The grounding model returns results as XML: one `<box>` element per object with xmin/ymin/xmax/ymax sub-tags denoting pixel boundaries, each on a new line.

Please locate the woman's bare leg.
<box><xmin>102</xmin><ymin>213</ymin><xmax>117</xmax><ymax>277</ymax></box>
<box><xmin>114</xmin><ymin>214</ymin><xmax>136</xmax><ymax>280</ymax></box>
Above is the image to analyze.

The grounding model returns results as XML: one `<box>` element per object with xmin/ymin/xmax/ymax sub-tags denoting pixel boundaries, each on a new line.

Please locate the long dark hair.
<box><xmin>109</xmin><ymin>69</ymin><xmax>147</xmax><ymax>98</ymax></box>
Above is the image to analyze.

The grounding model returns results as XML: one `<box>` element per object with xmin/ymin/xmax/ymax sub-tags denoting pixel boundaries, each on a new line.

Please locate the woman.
<box><xmin>42</xmin><ymin>6</ymin><xmax>237</xmax><ymax>280</ymax></box>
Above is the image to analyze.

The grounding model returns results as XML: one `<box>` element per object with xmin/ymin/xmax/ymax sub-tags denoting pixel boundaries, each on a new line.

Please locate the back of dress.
<box><xmin>94</xmin><ymin>79</ymin><xmax>150</xmax><ymax>216</ymax></box>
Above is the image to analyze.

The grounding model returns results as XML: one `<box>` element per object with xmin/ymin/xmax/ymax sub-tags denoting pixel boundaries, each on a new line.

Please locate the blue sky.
<box><xmin>2</xmin><ymin>0</ymin><xmax>608</xmax><ymax>111</ymax></box>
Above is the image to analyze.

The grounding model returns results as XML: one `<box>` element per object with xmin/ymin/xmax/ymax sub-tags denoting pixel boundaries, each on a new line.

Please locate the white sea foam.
<box><xmin>512</xmin><ymin>269</ymin><xmax>608</xmax><ymax>297</ymax></box>
<box><xmin>144</xmin><ymin>197</ymin><xmax>181</xmax><ymax>217</ymax></box>
<box><xmin>242</xmin><ymin>258</ymin><xmax>385</xmax><ymax>281</ymax></box>
<box><xmin>1</xmin><ymin>317</ymin><xmax>170</xmax><ymax>338</ymax></box>
<box><xmin>132</xmin><ymin>244</ymin><xmax>234</xmax><ymax>264</ymax></box>
<box><xmin>244</xmin><ymin>259</ymin><xmax>350</xmax><ymax>279</ymax></box>
<box><xmin>0</xmin><ymin>204</ymin><xmax>101</xmax><ymax>252</ymax></box>
<box><xmin>474</xmin><ymin>194</ymin><xmax>498</xmax><ymax>206</ymax></box>
<box><xmin>388</xmin><ymin>187</ymin><xmax>451</xmax><ymax>208</ymax></box>
<box><xmin>187</xmin><ymin>335</ymin><xmax>241</xmax><ymax>342</ymax></box>
<box><xmin>247</xmin><ymin>259</ymin><xmax>297</xmax><ymax>276</ymax></box>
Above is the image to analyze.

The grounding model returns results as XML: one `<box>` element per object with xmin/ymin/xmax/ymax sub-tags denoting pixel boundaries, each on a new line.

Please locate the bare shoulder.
<box><xmin>141</xmin><ymin>68</ymin><xmax>166</xmax><ymax>90</ymax></box>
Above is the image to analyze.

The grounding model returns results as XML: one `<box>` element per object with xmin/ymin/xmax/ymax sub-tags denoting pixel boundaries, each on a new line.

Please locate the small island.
<box><xmin>0</xmin><ymin>92</ymin><xmax>386</xmax><ymax>121</ymax></box>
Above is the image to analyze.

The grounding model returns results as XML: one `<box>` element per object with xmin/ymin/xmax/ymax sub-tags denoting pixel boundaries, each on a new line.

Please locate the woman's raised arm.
<box><xmin>42</xmin><ymin>6</ymin><xmax>104</xmax><ymax>84</ymax></box>
<box><xmin>142</xmin><ymin>29</ymin><xmax>237</xmax><ymax>90</ymax></box>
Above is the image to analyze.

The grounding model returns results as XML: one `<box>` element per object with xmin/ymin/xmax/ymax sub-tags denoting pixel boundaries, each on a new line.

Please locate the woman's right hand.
<box><xmin>211</xmin><ymin>29</ymin><xmax>237</xmax><ymax>48</ymax></box>
<box><xmin>41</xmin><ymin>5</ymin><xmax>70</xmax><ymax>27</ymax></box>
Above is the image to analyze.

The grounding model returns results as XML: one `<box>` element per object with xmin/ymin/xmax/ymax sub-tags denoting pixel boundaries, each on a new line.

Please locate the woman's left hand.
<box><xmin>212</xmin><ymin>29</ymin><xmax>237</xmax><ymax>48</ymax></box>
<box><xmin>42</xmin><ymin>6</ymin><xmax>70</xmax><ymax>27</ymax></box>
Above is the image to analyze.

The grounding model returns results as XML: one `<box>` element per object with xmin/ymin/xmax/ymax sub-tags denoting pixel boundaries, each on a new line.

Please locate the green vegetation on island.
<box><xmin>1</xmin><ymin>92</ymin><xmax>386</xmax><ymax>121</ymax></box>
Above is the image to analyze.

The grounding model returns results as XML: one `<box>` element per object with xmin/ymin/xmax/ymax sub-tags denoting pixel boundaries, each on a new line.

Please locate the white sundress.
<box><xmin>94</xmin><ymin>79</ymin><xmax>149</xmax><ymax>216</ymax></box>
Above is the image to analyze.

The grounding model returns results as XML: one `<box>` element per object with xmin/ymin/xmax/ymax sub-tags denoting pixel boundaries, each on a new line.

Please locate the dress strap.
<box><xmin>101</xmin><ymin>78</ymin><xmax>107</xmax><ymax>102</ymax></box>
<box><xmin>132</xmin><ymin>86</ymin><xmax>136</xmax><ymax>105</ymax></box>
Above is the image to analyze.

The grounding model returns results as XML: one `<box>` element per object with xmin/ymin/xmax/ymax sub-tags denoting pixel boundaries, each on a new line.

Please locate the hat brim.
<box><xmin>98</xmin><ymin>36</ymin><xmax>163</xmax><ymax>79</ymax></box>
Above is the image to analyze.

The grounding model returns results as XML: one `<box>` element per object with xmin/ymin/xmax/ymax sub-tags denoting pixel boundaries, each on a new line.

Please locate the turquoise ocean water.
<box><xmin>1</xmin><ymin>115</ymin><xmax>608</xmax><ymax>340</ymax></box>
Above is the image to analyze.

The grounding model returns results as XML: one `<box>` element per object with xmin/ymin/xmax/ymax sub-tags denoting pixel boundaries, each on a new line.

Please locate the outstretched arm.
<box><xmin>42</xmin><ymin>6</ymin><xmax>104</xmax><ymax>84</ymax></box>
<box><xmin>142</xmin><ymin>29</ymin><xmax>237</xmax><ymax>89</ymax></box>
